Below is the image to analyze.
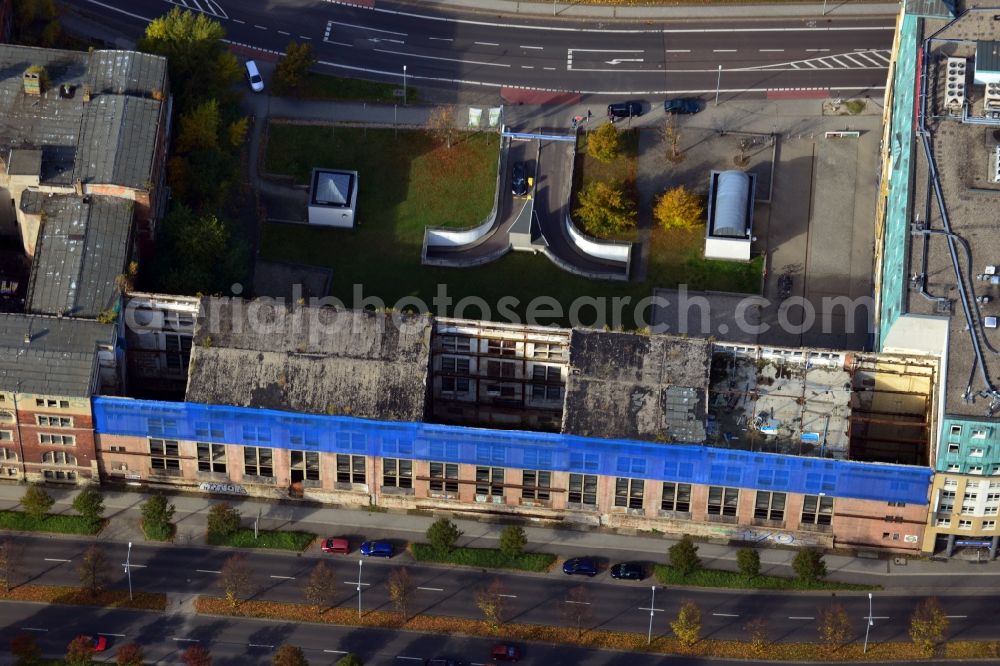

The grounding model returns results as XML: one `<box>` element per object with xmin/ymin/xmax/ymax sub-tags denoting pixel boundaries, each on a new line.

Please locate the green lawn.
<box><xmin>411</xmin><ymin>543</ymin><xmax>556</xmax><ymax>572</ymax></box>
<box><xmin>295</xmin><ymin>72</ymin><xmax>416</xmax><ymax>104</ymax></box>
<box><xmin>0</xmin><ymin>511</ymin><xmax>102</xmax><ymax>535</ymax></box>
<box><xmin>260</xmin><ymin>123</ymin><xmax>762</xmax><ymax>328</ymax></box>
<box><xmin>653</xmin><ymin>564</ymin><xmax>877</xmax><ymax>591</ymax></box>
<box><xmin>207</xmin><ymin>528</ymin><xmax>316</xmax><ymax>551</ymax></box>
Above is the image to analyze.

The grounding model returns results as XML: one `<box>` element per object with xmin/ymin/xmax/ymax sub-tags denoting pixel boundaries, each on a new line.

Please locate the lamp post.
<box><xmin>715</xmin><ymin>65</ymin><xmax>723</xmax><ymax>106</ymax></box>
<box><xmin>647</xmin><ymin>585</ymin><xmax>657</xmax><ymax>644</ymax></box>
<box><xmin>863</xmin><ymin>592</ymin><xmax>874</xmax><ymax>653</ymax></box>
<box><xmin>357</xmin><ymin>559</ymin><xmax>363</xmax><ymax>618</ymax></box>
<box><xmin>123</xmin><ymin>541</ymin><xmax>133</xmax><ymax>601</ymax></box>
<box><xmin>402</xmin><ymin>65</ymin><xmax>407</xmax><ymax>106</ymax></box>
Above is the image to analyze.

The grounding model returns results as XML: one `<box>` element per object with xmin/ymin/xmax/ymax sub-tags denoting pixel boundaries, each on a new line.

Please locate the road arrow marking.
<box><xmin>605</xmin><ymin>58</ymin><xmax>644</xmax><ymax>65</ymax></box>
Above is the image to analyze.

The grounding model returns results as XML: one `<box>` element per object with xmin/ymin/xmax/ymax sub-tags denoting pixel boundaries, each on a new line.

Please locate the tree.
<box><xmin>562</xmin><ymin>585</ymin><xmax>592</xmax><ymax>639</ymax></box>
<box><xmin>335</xmin><ymin>656</ymin><xmax>363</xmax><ymax>666</ymax></box>
<box><xmin>274</xmin><ymin>41</ymin><xmax>316</xmax><ymax>93</ymax></box>
<box><xmin>653</xmin><ymin>186</ymin><xmax>704</xmax><ymax>230</ymax></box>
<box><xmin>14</xmin><ymin>0</ymin><xmax>38</xmax><ymax>33</ymax></box>
<box><xmin>387</xmin><ymin>567</ymin><xmax>416</xmax><ymax>622</ymax></box>
<box><xmin>304</xmin><ymin>561</ymin><xmax>337</xmax><ymax>613</ymax></box>
<box><xmin>670</xmin><ymin>600</ymin><xmax>702</xmax><ymax>647</ymax></box>
<box><xmin>20</xmin><ymin>485</ymin><xmax>52</xmax><ymax>521</ymax></box>
<box><xmin>272</xmin><ymin>645</ymin><xmax>308</xmax><ymax>666</ymax></box>
<box><xmin>153</xmin><ymin>205</ymin><xmax>240</xmax><ymax>296</ymax></box>
<box><xmin>0</xmin><ymin>539</ymin><xmax>24</xmax><ymax>592</ymax></box>
<box><xmin>744</xmin><ymin>617</ymin><xmax>769</xmax><ymax>655</ymax></box>
<box><xmin>909</xmin><ymin>597</ymin><xmax>949</xmax><ymax>655</ymax></box>
<box><xmin>72</xmin><ymin>487</ymin><xmax>105</xmax><ymax>530</ymax></box>
<box><xmin>426</xmin><ymin>517</ymin><xmax>462</xmax><ymax>554</ymax></box>
<box><xmin>140</xmin><ymin>494</ymin><xmax>175</xmax><ymax>541</ymax></box>
<box><xmin>474</xmin><ymin>578</ymin><xmax>507</xmax><ymax>632</ymax></box>
<box><xmin>792</xmin><ymin>548</ymin><xmax>827</xmax><ymax>583</ymax></box>
<box><xmin>661</xmin><ymin>115</ymin><xmax>683</xmax><ymax>163</ymax></box>
<box><xmin>227</xmin><ymin>117</ymin><xmax>250</xmax><ymax>148</ymax></box>
<box><xmin>115</xmin><ymin>643</ymin><xmax>144</xmax><ymax>666</ymax></box>
<box><xmin>39</xmin><ymin>20</ymin><xmax>60</xmax><ymax>48</ymax></box>
<box><xmin>428</xmin><ymin>106</ymin><xmax>457</xmax><ymax>149</ymax></box>
<box><xmin>668</xmin><ymin>535</ymin><xmax>702</xmax><ymax>578</ymax></box>
<box><xmin>816</xmin><ymin>603</ymin><xmax>851</xmax><ymax>651</ymax></box>
<box><xmin>65</xmin><ymin>636</ymin><xmax>95</xmax><ymax>666</ymax></box>
<box><xmin>10</xmin><ymin>632</ymin><xmax>40</xmax><ymax>666</ymax></box>
<box><xmin>182</xmin><ymin>645</ymin><xmax>212</xmax><ymax>666</ymax></box>
<box><xmin>736</xmin><ymin>548</ymin><xmax>760</xmax><ymax>578</ymax></box>
<box><xmin>220</xmin><ymin>554</ymin><xmax>253</xmax><ymax>607</ymax></box>
<box><xmin>498</xmin><ymin>525</ymin><xmax>526</xmax><ymax>560</ymax></box>
<box><xmin>175</xmin><ymin>98</ymin><xmax>220</xmax><ymax>154</ymax></box>
<box><xmin>586</xmin><ymin>122</ymin><xmax>621</xmax><ymax>163</ymax></box>
<box><xmin>206</xmin><ymin>502</ymin><xmax>241</xmax><ymax>537</ymax></box>
<box><xmin>78</xmin><ymin>544</ymin><xmax>108</xmax><ymax>597</ymax></box>
<box><xmin>573</xmin><ymin>180</ymin><xmax>636</xmax><ymax>238</ymax></box>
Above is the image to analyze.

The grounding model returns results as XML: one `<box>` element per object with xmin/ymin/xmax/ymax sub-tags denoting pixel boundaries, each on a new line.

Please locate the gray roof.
<box><xmin>74</xmin><ymin>95</ymin><xmax>162</xmax><ymax>189</ymax></box>
<box><xmin>23</xmin><ymin>193</ymin><xmax>133</xmax><ymax>318</ymax></box>
<box><xmin>976</xmin><ymin>41</ymin><xmax>1000</xmax><ymax>76</ymax></box>
<box><xmin>562</xmin><ymin>330</ymin><xmax>710</xmax><ymax>442</ymax></box>
<box><xmin>0</xmin><ymin>313</ymin><xmax>114</xmax><ymax>396</ymax></box>
<box><xmin>903</xmin><ymin>0</ymin><xmax>955</xmax><ymax>18</ymax></box>
<box><xmin>186</xmin><ymin>299</ymin><xmax>432</xmax><ymax>421</ymax></box>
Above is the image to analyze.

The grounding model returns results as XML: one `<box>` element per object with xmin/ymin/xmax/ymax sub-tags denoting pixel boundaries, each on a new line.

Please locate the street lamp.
<box><xmin>863</xmin><ymin>592</ymin><xmax>874</xmax><ymax>653</ymax></box>
<box><xmin>123</xmin><ymin>541</ymin><xmax>133</xmax><ymax>601</ymax></box>
<box><xmin>647</xmin><ymin>585</ymin><xmax>657</xmax><ymax>644</ymax></box>
<box><xmin>402</xmin><ymin>65</ymin><xmax>407</xmax><ymax>107</ymax></box>
<box><xmin>715</xmin><ymin>65</ymin><xmax>723</xmax><ymax>106</ymax></box>
<box><xmin>357</xmin><ymin>559</ymin><xmax>363</xmax><ymax>618</ymax></box>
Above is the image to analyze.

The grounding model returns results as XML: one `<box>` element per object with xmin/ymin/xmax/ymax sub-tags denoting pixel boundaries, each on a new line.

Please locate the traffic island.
<box><xmin>0</xmin><ymin>584</ymin><xmax>165</xmax><ymax>611</ymax></box>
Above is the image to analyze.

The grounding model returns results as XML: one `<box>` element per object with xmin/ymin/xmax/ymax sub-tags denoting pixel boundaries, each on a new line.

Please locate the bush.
<box><xmin>736</xmin><ymin>548</ymin><xmax>760</xmax><ymax>578</ymax></box>
<box><xmin>10</xmin><ymin>632</ymin><xmax>40</xmax><ymax>666</ymax></box>
<box><xmin>335</xmin><ymin>655</ymin><xmax>362</xmax><ymax>666</ymax></box>
<box><xmin>668</xmin><ymin>535</ymin><xmax>701</xmax><ymax>578</ymax></box>
<box><xmin>586</xmin><ymin>122</ymin><xmax>621</xmax><ymax>163</ymax></box>
<box><xmin>574</xmin><ymin>180</ymin><xmax>636</xmax><ymax>238</ymax></box>
<box><xmin>411</xmin><ymin>543</ymin><xmax>555</xmax><ymax>572</ymax></box>
<box><xmin>206</xmin><ymin>503</ymin><xmax>241</xmax><ymax>537</ymax></box>
<box><xmin>140</xmin><ymin>494</ymin><xmax>175</xmax><ymax>541</ymax></box>
<box><xmin>426</xmin><ymin>517</ymin><xmax>462</xmax><ymax>554</ymax></box>
<box><xmin>182</xmin><ymin>645</ymin><xmax>212</xmax><ymax>666</ymax></box>
<box><xmin>115</xmin><ymin>643</ymin><xmax>144</xmax><ymax>666</ymax></box>
<box><xmin>272</xmin><ymin>645</ymin><xmax>308</xmax><ymax>666</ymax></box>
<box><xmin>207</xmin><ymin>528</ymin><xmax>315</xmax><ymax>551</ymax></box>
<box><xmin>65</xmin><ymin>636</ymin><xmax>95</xmax><ymax>666</ymax></box>
<box><xmin>20</xmin><ymin>486</ymin><xmax>52</xmax><ymax>521</ymax></box>
<box><xmin>653</xmin><ymin>186</ymin><xmax>704</xmax><ymax>230</ymax></box>
<box><xmin>72</xmin><ymin>487</ymin><xmax>105</xmax><ymax>530</ymax></box>
<box><xmin>0</xmin><ymin>511</ymin><xmax>100</xmax><ymax>535</ymax></box>
<box><xmin>792</xmin><ymin>548</ymin><xmax>827</xmax><ymax>583</ymax></box>
<box><xmin>498</xmin><ymin>525</ymin><xmax>527</xmax><ymax>560</ymax></box>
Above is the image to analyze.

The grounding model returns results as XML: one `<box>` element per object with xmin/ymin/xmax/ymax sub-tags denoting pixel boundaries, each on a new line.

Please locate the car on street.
<box><xmin>245</xmin><ymin>60</ymin><xmax>264</xmax><ymax>93</ymax></box>
<box><xmin>664</xmin><ymin>97</ymin><xmax>701</xmax><ymax>114</ymax></box>
<box><xmin>491</xmin><ymin>643</ymin><xmax>522</xmax><ymax>662</ymax></box>
<box><xmin>77</xmin><ymin>636</ymin><xmax>107</xmax><ymax>653</ymax></box>
<box><xmin>562</xmin><ymin>556</ymin><xmax>598</xmax><ymax>576</ymax></box>
<box><xmin>607</xmin><ymin>101</ymin><xmax>642</xmax><ymax>121</ymax></box>
<box><xmin>609</xmin><ymin>561</ymin><xmax>646</xmax><ymax>580</ymax></box>
<box><xmin>511</xmin><ymin>161</ymin><xmax>529</xmax><ymax>196</ymax></box>
<box><xmin>320</xmin><ymin>537</ymin><xmax>350</xmax><ymax>554</ymax></box>
<box><xmin>359</xmin><ymin>540</ymin><xmax>394</xmax><ymax>557</ymax></box>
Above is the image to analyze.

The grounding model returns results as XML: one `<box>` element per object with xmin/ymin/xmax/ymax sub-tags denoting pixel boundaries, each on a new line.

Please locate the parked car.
<box><xmin>245</xmin><ymin>60</ymin><xmax>264</xmax><ymax>93</ymax></box>
<box><xmin>607</xmin><ymin>101</ymin><xmax>642</xmax><ymax>121</ymax></box>
<box><xmin>491</xmin><ymin>643</ymin><xmax>521</xmax><ymax>662</ymax></box>
<box><xmin>562</xmin><ymin>556</ymin><xmax>598</xmax><ymax>576</ymax></box>
<box><xmin>77</xmin><ymin>635</ymin><xmax>107</xmax><ymax>653</ymax></box>
<box><xmin>664</xmin><ymin>98</ymin><xmax>701</xmax><ymax>114</ymax></box>
<box><xmin>320</xmin><ymin>537</ymin><xmax>350</xmax><ymax>554</ymax></box>
<box><xmin>359</xmin><ymin>540</ymin><xmax>394</xmax><ymax>557</ymax></box>
<box><xmin>610</xmin><ymin>561</ymin><xmax>646</xmax><ymax>580</ymax></box>
<box><xmin>511</xmin><ymin>161</ymin><xmax>529</xmax><ymax>196</ymax></box>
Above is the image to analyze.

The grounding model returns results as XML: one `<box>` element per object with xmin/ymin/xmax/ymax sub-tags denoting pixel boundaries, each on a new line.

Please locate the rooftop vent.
<box><xmin>946</xmin><ymin>57</ymin><xmax>967</xmax><ymax>114</ymax></box>
<box><xmin>986</xmin><ymin>81</ymin><xmax>1000</xmax><ymax>112</ymax></box>
<box><xmin>22</xmin><ymin>65</ymin><xmax>47</xmax><ymax>96</ymax></box>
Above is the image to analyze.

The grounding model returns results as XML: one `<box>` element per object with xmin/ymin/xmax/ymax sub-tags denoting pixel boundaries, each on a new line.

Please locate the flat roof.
<box><xmin>310</xmin><ymin>169</ymin><xmax>355</xmax><ymax>208</ymax></box>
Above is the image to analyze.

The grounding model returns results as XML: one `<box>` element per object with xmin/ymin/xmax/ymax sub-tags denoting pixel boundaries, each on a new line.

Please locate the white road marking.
<box><xmin>196</xmin><ymin>569</ymin><xmax>221</xmax><ymax>574</ymax></box>
<box><xmin>520</xmin><ymin>45</ymin><xmax>544</xmax><ymax>50</ymax></box>
<box><xmin>713</xmin><ymin>49</ymin><xmax>737</xmax><ymax>53</ymax></box>
<box><xmin>232</xmin><ymin>19</ymin><xmax>244</xmax><ymax>24</ymax></box>
<box><xmin>327</xmin><ymin>41</ymin><xmax>353</xmax><ymax>47</ymax></box>
<box><xmin>254</xmin><ymin>25</ymin><xmax>267</xmax><ymax>30</ymax></box>
<box><xmin>638</xmin><ymin>607</ymin><xmax>663</xmax><ymax>612</ymax></box>
<box><xmin>127</xmin><ymin>564</ymin><xmax>147</xmax><ymax>568</ymax></box>
<box><xmin>543</xmin><ymin>67</ymin><xmax>556</xmax><ymax>70</ymax></box>
<box><xmin>172</xmin><ymin>638</ymin><xmax>199</xmax><ymax>643</ymax></box>
<box><xmin>270</xmin><ymin>575</ymin><xmax>295</xmax><ymax>580</ymax></box>
<box><xmin>99</xmin><ymin>633</ymin><xmax>126</xmax><ymax>638</ymax></box>
<box><xmin>249</xmin><ymin>644</ymin><xmax>274</xmax><ymax>649</ymax></box>
<box><xmin>397</xmin><ymin>658</ymin><xmax>424</xmax><ymax>662</ymax></box>
<box><xmin>20</xmin><ymin>628</ymin><xmax>47</xmax><ymax>632</ymax></box>
<box><xmin>44</xmin><ymin>558</ymin><xmax>71</xmax><ymax>562</ymax></box>
<box><xmin>521</xmin><ymin>66</ymin><xmax>534</xmax><ymax>69</ymax></box>
<box><xmin>299</xmin><ymin>36</ymin><xmax>312</xmax><ymax>40</ymax></box>
<box><xmin>373</xmin><ymin>48</ymin><xmax>510</xmax><ymax>68</ymax></box>
<box><xmin>278</xmin><ymin>30</ymin><xmax>290</xmax><ymax>36</ymax></box>
<box><xmin>760</xmin><ymin>49</ymin><xmax>785</xmax><ymax>52</ymax></box>
<box><xmin>324</xmin><ymin>650</ymin><xmax>348</xmax><ymax>654</ymax></box>
<box><xmin>807</xmin><ymin>48</ymin><xmax>831</xmax><ymax>52</ymax></box>
<box><xmin>789</xmin><ymin>616</ymin><xmax>814</xmax><ymax>620</ymax></box>
<box><xmin>946</xmin><ymin>615</ymin><xmax>967</xmax><ymax>619</ymax></box>
<box><xmin>428</xmin><ymin>37</ymin><xmax>453</xmax><ymax>42</ymax></box>
<box><xmin>328</xmin><ymin>19</ymin><xmax>406</xmax><ymax>36</ymax></box>
<box><xmin>565</xmin><ymin>600</ymin><xmax>591</xmax><ymax>605</ymax></box>
<box><xmin>865</xmin><ymin>616</ymin><xmax>891</xmax><ymax>620</ymax></box>
<box><xmin>713</xmin><ymin>612</ymin><xmax>740</xmax><ymax>617</ymax></box>
<box><xmin>498</xmin><ymin>594</ymin><xmax>517</xmax><ymax>598</ymax></box>
<box><xmin>665</xmin><ymin>49</ymin><xmax>691</xmax><ymax>53</ymax></box>
<box><xmin>417</xmin><ymin>586</ymin><xmax>444</xmax><ymax>591</ymax></box>
<box><xmin>475</xmin><ymin>41</ymin><xmax>500</xmax><ymax>46</ymax></box>
<box><xmin>344</xmin><ymin>581</ymin><xmax>372</xmax><ymax>586</ymax></box>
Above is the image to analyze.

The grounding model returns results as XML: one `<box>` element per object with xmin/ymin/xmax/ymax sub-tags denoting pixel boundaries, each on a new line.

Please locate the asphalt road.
<box><xmin>8</xmin><ymin>534</ymin><xmax>1000</xmax><ymax>646</ymax></box>
<box><xmin>64</xmin><ymin>0</ymin><xmax>895</xmax><ymax>96</ymax></box>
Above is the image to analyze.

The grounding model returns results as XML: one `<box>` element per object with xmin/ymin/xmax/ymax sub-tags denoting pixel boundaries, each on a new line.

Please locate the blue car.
<box><xmin>562</xmin><ymin>557</ymin><xmax>598</xmax><ymax>577</ymax></box>
<box><xmin>360</xmin><ymin>540</ymin><xmax>394</xmax><ymax>558</ymax></box>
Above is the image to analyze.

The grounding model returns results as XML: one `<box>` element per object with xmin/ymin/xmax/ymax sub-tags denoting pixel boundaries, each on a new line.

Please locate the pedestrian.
<box><xmin>571</xmin><ymin>117</ymin><xmax>578</xmax><ymax>129</ymax></box>
<box><xmin>587</xmin><ymin>109</ymin><xmax>592</xmax><ymax>120</ymax></box>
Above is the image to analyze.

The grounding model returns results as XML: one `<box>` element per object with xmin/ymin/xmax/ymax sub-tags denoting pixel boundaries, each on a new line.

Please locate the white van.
<box><xmin>245</xmin><ymin>60</ymin><xmax>264</xmax><ymax>93</ymax></box>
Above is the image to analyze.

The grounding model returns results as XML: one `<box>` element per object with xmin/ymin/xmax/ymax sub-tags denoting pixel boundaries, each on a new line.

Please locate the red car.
<box><xmin>78</xmin><ymin>635</ymin><xmax>107</xmax><ymax>652</ymax></box>
<box><xmin>320</xmin><ymin>537</ymin><xmax>350</xmax><ymax>554</ymax></box>
<box><xmin>491</xmin><ymin>644</ymin><xmax>520</xmax><ymax>662</ymax></box>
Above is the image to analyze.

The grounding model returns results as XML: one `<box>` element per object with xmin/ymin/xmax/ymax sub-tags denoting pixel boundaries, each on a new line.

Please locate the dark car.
<box><xmin>491</xmin><ymin>643</ymin><xmax>521</xmax><ymax>662</ymax></box>
<box><xmin>607</xmin><ymin>101</ymin><xmax>642</xmax><ymax>120</ymax></box>
<box><xmin>562</xmin><ymin>557</ymin><xmax>598</xmax><ymax>576</ymax></box>
<box><xmin>610</xmin><ymin>561</ymin><xmax>646</xmax><ymax>580</ymax></box>
<box><xmin>664</xmin><ymin>98</ymin><xmax>701</xmax><ymax>114</ymax></box>
<box><xmin>359</xmin><ymin>540</ymin><xmax>394</xmax><ymax>558</ymax></box>
<box><xmin>511</xmin><ymin>161</ymin><xmax>529</xmax><ymax>196</ymax></box>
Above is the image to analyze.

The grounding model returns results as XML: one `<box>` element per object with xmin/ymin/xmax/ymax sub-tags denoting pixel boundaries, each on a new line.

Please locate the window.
<box><xmin>959</xmin><ymin>520</ymin><xmax>973</xmax><ymax>530</ymax></box>
<box><xmin>0</xmin><ymin>411</ymin><xmax>12</xmax><ymax>423</ymax></box>
<box><xmin>989</xmin><ymin>493</ymin><xmax>1000</xmax><ymax>502</ymax></box>
<box><xmin>39</xmin><ymin>433</ymin><xmax>75</xmax><ymax>446</ymax></box>
<box><xmin>165</xmin><ymin>333</ymin><xmax>193</xmax><ymax>370</ymax></box>
<box><xmin>42</xmin><ymin>451</ymin><xmax>76</xmax><ymax>465</ymax></box>
<box><xmin>971</xmin><ymin>465</ymin><xmax>985</xmax><ymax>475</ymax></box>
<box><xmin>43</xmin><ymin>470</ymin><xmax>75</xmax><ymax>482</ymax></box>
<box><xmin>948</xmin><ymin>442</ymin><xmax>960</xmax><ymax>453</ymax></box>
<box><xmin>429</xmin><ymin>462</ymin><xmax>459</xmax><ymax>493</ymax></box>
<box><xmin>568</xmin><ymin>473</ymin><xmax>597</xmax><ymax>506</ymax></box>
<box><xmin>440</xmin><ymin>357</ymin><xmax>471</xmax><ymax>394</ymax></box>
<box><xmin>936</xmin><ymin>517</ymin><xmax>951</xmax><ymax>527</ymax></box>
<box><xmin>382</xmin><ymin>458</ymin><xmax>413</xmax><ymax>488</ymax></box>
<box><xmin>661</xmin><ymin>482</ymin><xmax>692</xmax><ymax>512</ymax></box>
<box><xmin>531</xmin><ymin>342</ymin><xmax>562</xmax><ymax>359</ymax></box>
<box><xmin>707</xmin><ymin>486</ymin><xmax>739</xmax><ymax>516</ymax></box>
<box><xmin>888</xmin><ymin>501</ymin><xmax>907</xmax><ymax>507</ymax></box>
<box><xmin>987</xmin><ymin>506</ymin><xmax>999</xmax><ymax>516</ymax></box>
<box><xmin>36</xmin><ymin>415</ymin><xmax>72</xmax><ymax>428</ymax></box>
<box><xmin>963</xmin><ymin>492</ymin><xmax>979</xmax><ymax>502</ymax></box>
<box><xmin>961</xmin><ymin>504</ymin><xmax>976</xmax><ymax>515</ymax></box>
<box><xmin>948</xmin><ymin>464</ymin><xmax>961</xmax><ymax>472</ymax></box>
<box><xmin>0</xmin><ymin>448</ymin><xmax>16</xmax><ymax>461</ymax></box>
<box><xmin>34</xmin><ymin>398</ymin><xmax>66</xmax><ymax>409</ymax></box>
<box><xmin>973</xmin><ymin>428</ymin><xmax>990</xmax><ymax>439</ymax></box>
<box><xmin>614</xmin><ymin>478</ymin><xmax>644</xmax><ymax>509</ymax></box>
<box><xmin>290</xmin><ymin>450</ymin><xmax>320</xmax><ymax>481</ymax></box>
<box><xmin>950</xmin><ymin>425</ymin><xmax>962</xmax><ymax>436</ymax></box>
<box><xmin>0</xmin><ymin>430</ymin><xmax>11</xmax><ymax>441</ymax></box>
<box><xmin>986</xmin><ymin>520</ymin><xmax>997</xmax><ymax>530</ymax></box>
<box><xmin>109</xmin><ymin>445</ymin><xmax>126</xmax><ymax>453</ymax></box>
<box><xmin>486</xmin><ymin>360</ymin><xmax>516</xmax><ymax>378</ymax></box>
<box><xmin>197</xmin><ymin>443</ymin><xmax>227</xmax><ymax>473</ymax></box>
<box><xmin>243</xmin><ymin>447</ymin><xmax>274</xmax><ymax>477</ymax></box>
<box><xmin>944</xmin><ymin>479</ymin><xmax>958</xmax><ymax>488</ymax></box>
<box><xmin>150</xmin><ymin>439</ymin><xmax>181</xmax><ymax>471</ymax></box>
<box><xmin>440</xmin><ymin>335</ymin><xmax>471</xmax><ymax>353</ymax></box>
<box><xmin>531</xmin><ymin>365</ymin><xmax>562</xmax><ymax>401</ymax></box>
<box><xmin>970</xmin><ymin>448</ymin><xmax>986</xmax><ymax>458</ymax></box>
<box><xmin>336</xmin><ymin>454</ymin><xmax>366</xmax><ymax>484</ymax></box>
<box><xmin>754</xmin><ymin>491</ymin><xmax>786</xmax><ymax>521</ymax></box>
<box><xmin>521</xmin><ymin>470</ymin><xmax>551</xmax><ymax>501</ymax></box>
<box><xmin>476</xmin><ymin>466</ymin><xmax>504</xmax><ymax>496</ymax></box>
<box><xmin>487</xmin><ymin>339</ymin><xmax>517</xmax><ymax>356</ymax></box>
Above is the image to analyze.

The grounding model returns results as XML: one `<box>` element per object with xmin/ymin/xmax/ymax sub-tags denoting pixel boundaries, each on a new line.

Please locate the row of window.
<box><xmin>0</xmin><ymin>430</ymin><xmax>77</xmax><ymax>446</ymax></box>
<box><xmin>943</xmin><ymin>463</ymin><xmax>1000</xmax><ymax>475</ymax></box>
<box><xmin>0</xmin><ymin>398</ymin><xmax>72</xmax><ymax>410</ymax></box>
<box><xmin>437</xmin><ymin>336</ymin><xmax>567</xmax><ymax>360</ymax></box>
<box><xmin>0</xmin><ymin>448</ymin><xmax>76</xmax><ymax>465</ymax></box>
<box><xmin>937</xmin><ymin>517</ymin><xmax>997</xmax><ymax>530</ymax></box>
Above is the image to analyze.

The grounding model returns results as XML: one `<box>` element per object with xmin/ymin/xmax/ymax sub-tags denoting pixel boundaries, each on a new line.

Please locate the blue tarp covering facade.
<box><xmin>92</xmin><ymin>396</ymin><xmax>932</xmax><ymax>505</ymax></box>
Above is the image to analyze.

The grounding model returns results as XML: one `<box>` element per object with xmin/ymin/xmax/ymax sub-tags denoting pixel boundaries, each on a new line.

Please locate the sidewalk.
<box><xmin>0</xmin><ymin>482</ymin><xmax>996</xmax><ymax>590</ymax></box>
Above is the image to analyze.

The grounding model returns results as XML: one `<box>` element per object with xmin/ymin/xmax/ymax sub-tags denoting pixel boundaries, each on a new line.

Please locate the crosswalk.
<box><xmin>164</xmin><ymin>0</ymin><xmax>228</xmax><ymax>20</ymax></box>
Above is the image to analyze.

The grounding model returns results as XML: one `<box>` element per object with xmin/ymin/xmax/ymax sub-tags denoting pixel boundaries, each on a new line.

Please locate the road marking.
<box><xmin>789</xmin><ymin>616</ymin><xmax>814</xmax><ymax>620</ymax></box>
<box><xmin>397</xmin><ymin>658</ymin><xmax>423</xmax><ymax>662</ymax></box>
<box><xmin>44</xmin><ymin>558</ymin><xmax>71</xmax><ymax>562</ymax></box>
<box><xmin>428</xmin><ymin>37</ymin><xmax>453</xmax><ymax>42</ymax></box>
<box><xmin>565</xmin><ymin>600</ymin><xmax>591</xmax><ymax>605</ymax></box>
<box><xmin>328</xmin><ymin>19</ymin><xmax>406</xmax><ymax>36</ymax></box>
<box><xmin>865</xmin><ymin>616</ymin><xmax>891</xmax><ymax>620</ymax></box>
<box><xmin>760</xmin><ymin>49</ymin><xmax>785</xmax><ymax>52</ymax></box>
<box><xmin>713</xmin><ymin>613</ymin><xmax>740</xmax><ymax>617</ymax></box>
<box><xmin>299</xmin><ymin>36</ymin><xmax>312</xmax><ymax>40</ymax></box>
<box><xmin>344</xmin><ymin>581</ymin><xmax>372</xmax><ymax>586</ymax></box>
<box><xmin>127</xmin><ymin>564</ymin><xmax>147</xmax><ymax>568</ymax></box>
<box><xmin>417</xmin><ymin>586</ymin><xmax>444</xmax><ymax>591</ymax></box>
<box><xmin>521</xmin><ymin>65</ymin><xmax>534</xmax><ymax>69</ymax></box>
<box><xmin>807</xmin><ymin>48</ymin><xmax>831</xmax><ymax>52</ymax></box>
<box><xmin>278</xmin><ymin>30</ymin><xmax>290</xmax><ymax>36</ymax></box>
<box><xmin>474</xmin><ymin>41</ymin><xmax>499</xmax><ymax>46</ymax></box>
<box><xmin>713</xmin><ymin>49</ymin><xmax>737</xmax><ymax>53</ymax></box>
<box><xmin>520</xmin><ymin>45</ymin><xmax>544</xmax><ymax>50</ymax></box>
<box><xmin>946</xmin><ymin>615</ymin><xmax>967</xmax><ymax>619</ymax></box>
<box><xmin>270</xmin><ymin>575</ymin><xmax>295</xmax><ymax>580</ymax></box>
<box><xmin>249</xmin><ymin>644</ymin><xmax>275</xmax><ymax>649</ymax></box>
<box><xmin>638</xmin><ymin>607</ymin><xmax>663</xmax><ymax>612</ymax></box>
<box><xmin>20</xmin><ymin>628</ymin><xmax>47</xmax><ymax>632</ymax></box>
<box><xmin>172</xmin><ymin>638</ymin><xmax>199</xmax><ymax>643</ymax></box>
<box><xmin>666</xmin><ymin>49</ymin><xmax>691</xmax><ymax>53</ymax></box>
<box><xmin>254</xmin><ymin>25</ymin><xmax>267</xmax><ymax>30</ymax></box>
<box><xmin>232</xmin><ymin>19</ymin><xmax>244</xmax><ymax>24</ymax></box>
<box><xmin>196</xmin><ymin>569</ymin><xmax>221</xmax><ymax>574</ymax></box>
<box><xmin>543</xmin><ymin>67</ymin><xmax>556</xmax><ymax>70</ymax></box>
<box><xmin>98</xmin><ymin>633</ymin><xmax>126</xmax><ymax>638</ymax></box>
<box><xmin>324</xmin><ymin>650</ymin><xmax>348</xmax><ymax>654</ymax></box>
<box><xmin>373</xmin><ymin>47</ymin><xmax>510</xmax><ymax>68</ymax></box>
<box><xmin>498</xmin><ymin>594</ymin><xmax>517</xmax><ymax>598</ymax></box>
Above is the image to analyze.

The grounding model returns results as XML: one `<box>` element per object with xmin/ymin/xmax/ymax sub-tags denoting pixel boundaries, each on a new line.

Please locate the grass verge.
<box><xmin>653</xmin><ymin>565</ymin><xmax>877</xmax><ymax>591</ymax></box>
<box><xmin>1</xmin><ymin>584</ymin><xmax>165</xmax><ymax>611</ymax></box>
<box><xmin>0</xmin><ymin>511</ymin><xmax>102</xmax><ymax>535</ymax></box>
<box><xmin>410</xmin><ymin>544</ymin><xmax>556</xmax><ymax>572</ymax></box>
<box><xmin>196</xmin><ymin>595</ymin><xmax>991</xmax><ymax>661</ymax></box>
<box><xmin>295</xmin><ymin>72</ymin><xmax>416</xmax><ymax>104</ymax></box>
<box><xmin>207</xmin><ymin>528</ymin><xmax>316</xmax><ymax>551</ymax></box>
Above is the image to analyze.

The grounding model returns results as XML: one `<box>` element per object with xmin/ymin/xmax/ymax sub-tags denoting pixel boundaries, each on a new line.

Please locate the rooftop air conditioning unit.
<box><xmin>946</xmin><ymin>58</ymin><xmax>967</xmax><ymax>114</ymax></box>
